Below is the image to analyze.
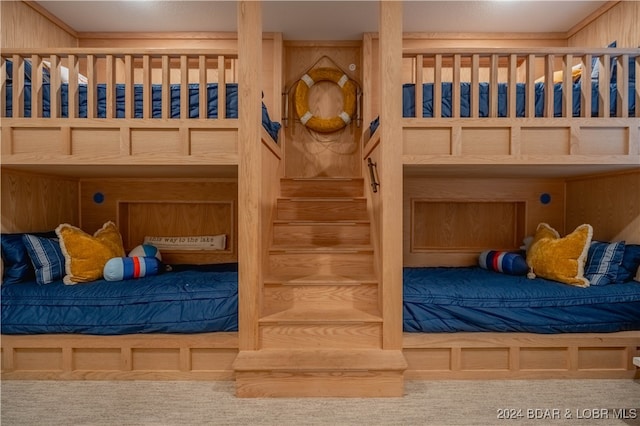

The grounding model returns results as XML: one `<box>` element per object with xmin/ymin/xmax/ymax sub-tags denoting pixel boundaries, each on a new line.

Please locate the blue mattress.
<box><xmin>4</xmin><ymin>82</ymin><xmax>281</xmax><ymax>142</ymax></box>
<box><xmin>403</xmin><ymin>267</ymin><xmax>640</xmax><ymax>334</ymax></box>
<box><xmin>1</xmin><ymin>265</ymin><xmax>238</xmax><ymax>335</ymax></box>
<box><xmin>403</xmin><ymin>81</ymin><xmax>636</xmax><ymax>118</ymax></box>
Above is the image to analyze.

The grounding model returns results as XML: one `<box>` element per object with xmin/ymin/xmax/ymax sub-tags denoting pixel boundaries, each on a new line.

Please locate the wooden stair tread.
<box><xmin>273</xmin><ymin>220</ymin><xmax>370</xmax><ymax>224</ymax></box>
<box><xmin>270</xmin><ymin>245</ymin><xmax>373</xmax><ymax>253</ymax></box>
<box><xmin>281</xmin><ymin>177</ymin><xmax>364</xmax><ymax>181</ymax></box>
<box><xmin>234</xmin><ymin>348</ymin><xmax>407</xmax><ymax>371</ymax></box>
<box><xmin>264</xmin><ymin>273</ymin><xmax>377</xmax><ymax>285</ymax></box>
<box><xmin>260</xmin><ymin>306</ymin><xmax>381</xmax><ymax>323</ymax></box>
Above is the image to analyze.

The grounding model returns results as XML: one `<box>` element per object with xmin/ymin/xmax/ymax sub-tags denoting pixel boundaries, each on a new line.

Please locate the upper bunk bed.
<box><xmin>362</xmin><ymin>43</ymin><xmax>640</xmax><ymax>173</ymax></box>
<box><xmin>0</xmin><ymin>47</ymin><xmax>282</xmax><ymax>173</ymax></box>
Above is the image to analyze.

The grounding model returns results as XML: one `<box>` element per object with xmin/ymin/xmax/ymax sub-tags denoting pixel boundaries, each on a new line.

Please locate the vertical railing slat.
<box><xmin>581</xmin><ymin>55</ymin><xmax>592</xmax><ymax>118</ymax></box>
<box><xmin>544</xmin><ymin>54</ymin><xmax>554</xmax><ymax>118</ymax></box>
<box><xmin>199</xmin><ymin>55</ymin><xmax>207</xmax><ymax>118</ymax></box>
<box><xmin>508</xmin><ymin>54</ymin><xmax>517</xmax><ymax>118</ymax></box>
<box><xmin>433</xmin><ymin>54</ymin><xmax>442</xmax><ymax>118</ymax></box>
<box><xmin>598</xmin><ymin>54</ymin><xmax>610</xmax><ymax>118</ymax></box>
<box><xmin>87</xmin><ymin>55</ymin><xmax>96</xmax><ymax>119</ymax></box>
<box><xmin>452</xmin><ymin>54</ymin><xmax>461</xmax><ymax>118</ymax></box>
<box><xmin>124</xmin><ymin>55</ymin><xmax>133</xmax><ymax>119</ymax></box>
<box><xmin>31</xmin><ymin>54</ymin><xmax>42</xmax><ymax>118</ymax></box>
<box><xmin>142</xmin><ymin>55</ymin><xmax>151</xmax><ymax>119</ymax></box>
<box><xmin>0</xmin><ymin>56</ymin><xmax>6</xmax><ymax>118</ymax></box>
<box><xmin>470</xmin><ymin>54</ymin><xmax>479</xmax><ymax>118</ymax></box>
<box><xmin>180</xmin><ymin>55</ymin><xmax>189</xmax><ymax>119</ymax></box>
<box><xmin>415</xmin><ymin>54</ymin><xmax>423</xmax><ymax>118</ymax></box>
<box><xmin>49</xmin><ymin>54</ymin><xmax>61</xmax><ymax>118</ymax></box>
<box><xmin>525</xmin><ymin>54</ymin><xmax>536</xmax><ymax>118</ymax></box>
<box><xmin>106</xmin><ymin>54</ymin><xmax>115</xmax><ymax>119</ymax></box>
<box><xmin>68</xmin><ymin>54</ymin><xmax>78</xmax><ymax>118</ymax></box>
<box><xmin>217</xmin><ymin>55</ymin><xmax>226</xmax><ymax>120</ymax></box>
<box><xmin>617</xmin><ymin>54</ymin><xmax>628</xmax><ymax>118</ymax></box>
<box><xmin>562</xmin><ymin>54</ymin><xmax>573</xmax><ymax>119</ymax></box>
<box><xmin>162</xmin><ymin>55</ymin><xmax>170</xmax><ymax>119</ymax></box>
<box><xmin>489</xmin><ymin>54</ymin><xmax>498</xmax><ymax>118</ymax></box>
<box><xmin>12</xmin><ymin>55</ymin><xmax>24</xmax><ymax>118</ymax></box>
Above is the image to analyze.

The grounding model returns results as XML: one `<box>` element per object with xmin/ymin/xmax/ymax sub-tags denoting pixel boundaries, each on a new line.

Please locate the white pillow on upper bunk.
<box><xmin>42</xmin><ymin>60</ymin><xmax>88</xmax><ymax>84</ymax></box>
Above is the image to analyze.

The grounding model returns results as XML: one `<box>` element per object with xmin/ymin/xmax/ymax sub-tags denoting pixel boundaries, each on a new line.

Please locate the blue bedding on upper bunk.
<box><xmin>0</xmin><ymin>265</ymin><xmax>239</xmax><ymax>335</ymax></box>
<box><xmin>403</xmin><ymin>81</ymin><xmax>637</xmax><ymax>118</ymax></box>
<box><xmin>403</xmin><ymin>267</ymin><xmax>640</xmax><ymax>334</ymax></box>
<box><xmin>4</xmin><ymin>82</ymin><xmax>282</xmax><ymax>141</ymax></box>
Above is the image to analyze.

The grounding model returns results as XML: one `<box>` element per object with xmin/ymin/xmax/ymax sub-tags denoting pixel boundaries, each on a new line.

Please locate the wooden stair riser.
<box><xmin>280</xmin><ymin>178</ymin><xmax>364</xmax><ymax>198</ymax></box>
<box><xmin>276</xmin><ymin>199</ymin><xmax>367</xmax><ymax>221</ymax></box>
<box><xmin>235</xmin><ymin>371</ymin><xmax>405</xmax><ymax>398</ymax></box>
<box><xmin>268</xmin><ymin>252</ymin><xmax>374</xmax><ymax>276</ymax></box>
<box><xmin>259</xmin><ymin>323</ymin><xmax>382</xmax><ymax>349</ymax></box>
<box><xmin>262</xmin><ymin>284</ymin><xmax>379</xmax><ymax>316</ymax></box>
<box><xmin>272</xmin><ymin>222</ymin><xmax>370</xmax><ymax>247</ymax></box>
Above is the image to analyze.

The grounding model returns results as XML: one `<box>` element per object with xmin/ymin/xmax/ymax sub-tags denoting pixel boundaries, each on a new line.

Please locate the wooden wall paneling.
<box><xmin>79</xmin><ymin>179</ymin><xmax>238</xmax><ymax>264</ymax></box>
<box><xmin>565</xmin><ymin>170</ymin><xmax>640</xmax><ymax>244</ymax></box>
<box><xmin>1</xmin><ymin>1</ymin><xmax>78</xmax><ymax>48</ymax></box>
<box><xmin>362</xmin><ymin>33</ymin><xmax>379</xmax><ymax>127</ymax></box>
<box><xmin>1</xmin><ymin>168</ymin><xmax>79</xmax><ymax>233</ymax></box>
<box><xmin>283</xmin><ymin>41</ymin><xmax>363</xmax><ymax>178</ymax></box>
<box><xmin>404</xmin><ymin>176</ymin><xmax>566</xmax><ymax>267</ymax></box>
<box><xmin>568</xmin><ymin>1</ymin><xmax>640</xmax><ymax>48</ymax></box>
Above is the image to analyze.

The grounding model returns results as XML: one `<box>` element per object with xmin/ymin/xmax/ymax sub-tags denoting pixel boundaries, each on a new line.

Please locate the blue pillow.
<box><xmin>585</xmin><ymin>240</ymin><xmax>625</xmax><ymax>286</ymax></box>
<box><xmin>591</xmin><ymin>41</ymin><xmax>617</xmax><ymax>82</ymax></box>
<box><xmin>1</xmin><ymin>231</ymin><xmax>56</xmax><ymax>284</ymax></box>
<box><xmin>616</xmin><ymin>244</ymin><xmax>640</xmax><ymax>283</ymax></box>
<box><xmin>22</xmin><ymin>234</ymin><xmax>65</xmax><ymax>285</ymax></box>
<box><xmin>479</xmin><ymin>250</ymin><xmax>528</xmax><ymax>275</ymax></box>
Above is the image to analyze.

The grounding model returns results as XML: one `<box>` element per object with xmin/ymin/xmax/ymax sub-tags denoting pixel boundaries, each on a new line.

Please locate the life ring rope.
<box><xmin>294</xmin><ymin>67</ymin><xmax>357</xmax><ymax>133</ymax></box>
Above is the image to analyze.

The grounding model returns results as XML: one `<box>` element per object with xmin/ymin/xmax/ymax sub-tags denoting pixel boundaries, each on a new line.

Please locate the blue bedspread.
<box><xmin>1</xmin><ymin>268</ymin><xmax>238</xmax><ymax>335</ymax></box>
<box><xmin>4</xmin><ymin>82</ymin><xmax>281</xmax><ymax>142</ymax></box>
<box><xmin>403</xmin><ymin>267</ymin><xmax>640</xmax><ymax>334</ymax></box>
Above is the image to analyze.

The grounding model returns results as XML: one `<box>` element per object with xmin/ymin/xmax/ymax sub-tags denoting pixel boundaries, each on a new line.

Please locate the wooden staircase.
<box><xmin>234</xmin><ymin>177</ymin><xmax>406</xmax><ymax>397</ymax></box>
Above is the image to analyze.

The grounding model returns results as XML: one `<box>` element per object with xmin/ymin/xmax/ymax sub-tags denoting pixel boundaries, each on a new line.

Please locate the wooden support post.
<box><xmin>379</xmin><ymin>0</ymin><xmax>403</xmax><ymax>351</ymax></box>
<box><xmin>237</xmin><ymin>0</ymin><xmax>263</xmax><ymax>351</ymax></box>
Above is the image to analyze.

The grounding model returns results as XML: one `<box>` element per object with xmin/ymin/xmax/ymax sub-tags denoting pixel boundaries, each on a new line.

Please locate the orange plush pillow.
<box><xmin>56</xmin><ymin>221</ymin><xmax>125</xmax><ymax>285</ymax></box>
<box><xmin>526</xmin><ymin>223</ymin><xmax>593</xmax><ymax>287</ymax></box>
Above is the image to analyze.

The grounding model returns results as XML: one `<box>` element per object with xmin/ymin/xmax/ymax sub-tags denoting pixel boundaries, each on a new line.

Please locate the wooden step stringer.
<box><xmin>234</xmin><ymin>177</ymin><xmax>406</xmax><ymax>397</ymax></box>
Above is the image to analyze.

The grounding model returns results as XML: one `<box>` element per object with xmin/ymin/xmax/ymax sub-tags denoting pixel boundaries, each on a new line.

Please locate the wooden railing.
<box><xmin>403</xmin><ymin>48</ymin><xmax>640</xmax><ymax>119</ymax></box>
<box><xmin>0</xmin><ymin>48</ymin><xmax>238</xmax><ymax>120</ymax></box>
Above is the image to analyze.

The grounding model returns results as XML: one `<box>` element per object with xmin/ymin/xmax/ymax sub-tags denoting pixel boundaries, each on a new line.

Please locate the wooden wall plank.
<box><xmin>1</xmin><ymin>169</ymin><xmax>79</xmax><ymax>233</ymax></box>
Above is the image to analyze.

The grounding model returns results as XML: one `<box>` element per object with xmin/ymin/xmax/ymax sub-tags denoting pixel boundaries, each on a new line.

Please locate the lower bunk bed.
<box><xmin>3</xmin><ymin>264</ymin><xmax>639</xmax><ymax>380</ymax></box>
<box><xmin>1</xmin><ymin>263</ymin><xmax>240</xmax><ymax>380</ymax></box>
<box><xmin>403</xmin><ymin>266</ymin><xmax>640</xmax><ymax>379</ymax></box>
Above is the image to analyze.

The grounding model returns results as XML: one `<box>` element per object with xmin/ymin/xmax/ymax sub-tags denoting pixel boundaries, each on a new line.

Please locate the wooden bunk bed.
<box><xmin>361</xmin><ymin>33</ymin><xmax>640</xmax><ymax>380</ymax></box>
<box><xmin>1</xmin><ymin>28</ymin><xmax>284</xmax><ymax>380</ymax></box>
<box><xmin>2</xmin><ymin>1</ymin><xmax>639</xmax><ymax>387</ymax></box>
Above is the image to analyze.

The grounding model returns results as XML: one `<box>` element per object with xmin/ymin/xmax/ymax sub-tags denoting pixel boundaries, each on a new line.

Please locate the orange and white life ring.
<box><xmin>294</xmin><ymin>67</ymin><xmax>357</xmax><ymax>133</ymax></box>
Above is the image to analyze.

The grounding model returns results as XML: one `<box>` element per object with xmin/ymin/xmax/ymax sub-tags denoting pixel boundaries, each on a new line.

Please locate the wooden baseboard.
<box><xmin>2</xmin><ymin>331</ymin><xmax>639</xmax><ymax>381</ymax></box>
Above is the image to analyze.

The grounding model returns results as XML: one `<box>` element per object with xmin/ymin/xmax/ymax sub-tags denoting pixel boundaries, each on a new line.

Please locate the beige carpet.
<box><xmin>2</xmin><ymin>379</ymin><xmax>639</xmax><ymax>425</ymax></box>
